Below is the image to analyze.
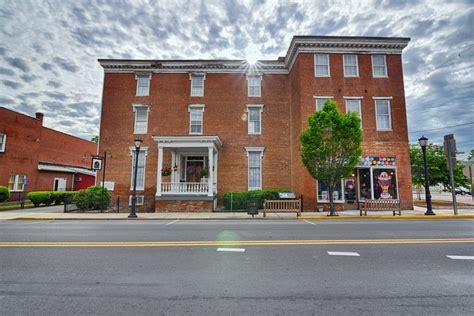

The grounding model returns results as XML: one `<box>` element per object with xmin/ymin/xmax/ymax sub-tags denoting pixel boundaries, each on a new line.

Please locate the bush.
<box><xmin>0</xmin><ymin>186</ymin><xmax>10</xmax><ymax>203</ymax></box>
<box><xmin>51</xmin><ymin>191</ymin><xmax>65</xmax><ymax>205</ymax></box>
<box><xmin>27</xmin><ymin>192</ymin><xmax>53</xmax><ymax>207</ymax></box>
<box><xmin>73</xmin><ymin>186</ymin><xmax>111</xmax><ymax>210</ymax></box>
<box><xmin>223</xmin><ymin>189</ymin><xmax>288</xmax><ymax>210</ymax></box>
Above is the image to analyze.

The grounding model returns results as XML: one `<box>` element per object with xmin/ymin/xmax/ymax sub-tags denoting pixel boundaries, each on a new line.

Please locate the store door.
<box><xmin>344</xmin><ymin>178</ymin><xmax>358</xmax><ymax>210</ymax></box>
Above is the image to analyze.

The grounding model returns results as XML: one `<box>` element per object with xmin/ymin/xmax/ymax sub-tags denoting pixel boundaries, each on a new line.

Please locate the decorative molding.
<box><xmin>188</xmin><ymin>104</ymin><xmax>205</xmax><ymax>112</ymax></box>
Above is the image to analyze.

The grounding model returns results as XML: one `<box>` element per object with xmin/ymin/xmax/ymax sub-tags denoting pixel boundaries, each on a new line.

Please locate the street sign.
<box><xmin>91</xmin><ymin>157</ymin><xmax>102</xmax><ymax>170</ymax></box>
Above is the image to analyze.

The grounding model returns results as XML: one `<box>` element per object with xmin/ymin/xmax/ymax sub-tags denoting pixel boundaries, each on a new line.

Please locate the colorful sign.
<box><xmin>360</xmin><ymin>156</ymin><xmax>396</xmax><ymax>167</ymax></box>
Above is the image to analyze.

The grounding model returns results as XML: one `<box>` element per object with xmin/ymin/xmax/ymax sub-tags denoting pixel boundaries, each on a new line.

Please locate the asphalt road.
<box><xmin>1</xmin><ymin>219</ymin><xmax>473</xmax><ymax>315</ymax></box>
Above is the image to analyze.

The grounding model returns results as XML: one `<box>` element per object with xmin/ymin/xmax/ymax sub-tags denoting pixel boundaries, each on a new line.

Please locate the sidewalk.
<box><xmin>1</xmin><ymin>205</ymin><xmax>473</xmax><ymax>220</ymax></box>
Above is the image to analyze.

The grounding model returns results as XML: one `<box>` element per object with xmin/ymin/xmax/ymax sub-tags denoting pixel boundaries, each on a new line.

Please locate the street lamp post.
<box><xmin>128</xmin><ymin>138</ymin><xmax>143</xmax><ymax>219</ymax></box>
<box><xmin>100</xmin><ymin>150</ymin><xmax>112</xmax><ymax>213</ymax></box>
<box><xmin>418</xmin><ymin>136</ymin><xmax>435</xmax><ymax>216</ymax></box>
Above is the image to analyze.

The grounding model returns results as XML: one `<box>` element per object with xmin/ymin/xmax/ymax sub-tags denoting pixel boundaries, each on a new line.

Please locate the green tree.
<box><xmin>91</xmin><ymin>135</ymin><xmax>99</xmax><ymax>144</ymax></box>
<box><xmin>468</xmin><ymin>149</ymin><xmax>474</xmax><ymax>161</ymax></box>
<box><xmin>410</xmin><ymin>144</ymin><xmax>469</xmax><ymax>190</ymax></box>
<box><xmin>300</xmin><ymin>100</ymin><xmax>362</xmax><ymax>216</ymax></box>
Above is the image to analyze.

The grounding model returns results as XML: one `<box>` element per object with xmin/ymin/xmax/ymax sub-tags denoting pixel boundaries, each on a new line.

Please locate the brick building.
<box><xmin>98</xmin><ymin>35</ymin><xmax>413</xmax><ymax>212</ymax></box>
<box><xmin>0</xmin><ymin>107</ymin><xmax>97</xmax><ymax>200</ymax></box>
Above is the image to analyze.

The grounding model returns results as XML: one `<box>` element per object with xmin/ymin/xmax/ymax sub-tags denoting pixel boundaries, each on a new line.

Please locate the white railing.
<box><xmin>161</xmin><ymin>182</ymin><xmax>209</xmax><ymax>194</ymax></box>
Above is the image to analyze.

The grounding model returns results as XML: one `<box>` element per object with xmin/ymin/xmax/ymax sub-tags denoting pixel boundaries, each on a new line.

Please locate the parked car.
<box><xmin>455</xmin><ymin>188</ymin><xmax>472</xmax><ymax>195</ymax></box>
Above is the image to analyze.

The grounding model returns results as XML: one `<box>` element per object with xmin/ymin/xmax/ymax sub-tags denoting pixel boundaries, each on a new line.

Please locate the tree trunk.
<box><xmin>328</xmin><ymin>186</ymin><xmax>337</xmax><ymax>216</ymax></box>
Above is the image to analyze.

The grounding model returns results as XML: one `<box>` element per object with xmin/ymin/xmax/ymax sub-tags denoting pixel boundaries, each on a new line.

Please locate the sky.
<box><xmin>0</xmin><ymin>0</ymin><xmax>473</xmax><ymax>158</ymax></box>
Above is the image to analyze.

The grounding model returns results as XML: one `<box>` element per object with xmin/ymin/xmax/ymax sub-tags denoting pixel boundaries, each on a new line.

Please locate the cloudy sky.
<box><xmin>0</xmin><ymin>0</ymin><xmax>473</xmax><ymax>157</ymax></box>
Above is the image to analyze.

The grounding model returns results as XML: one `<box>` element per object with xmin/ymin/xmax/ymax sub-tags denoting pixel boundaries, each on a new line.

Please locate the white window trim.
<box><xmin>344</xmin><ymin>97</ymin><xmax>363</xmax><ymax>127</ymax></box>
<box><xmin>129</xmin><ymin>195</ymin><xmax>144</xmax><ymax>206</ymax></box>
<box><xmin>9</xmin><ymin>174</ymin><xmax>25</xmax><ymax>192</ymax></box>
<box><xmin>245</xmin><ymin>147</ymin><xmax>264</xmax><ymax>191</ymax></box>
<box><xmin>247</xmin><ymin>75</ymin><xmax>262</xmax><ymax>97</ymax></box>
<box><xmin>374</xmin><ymin>98</ymin><xmax>393</xmax><ymax>131</ymax></box>
<box><xmin>314</xmin><ymin>53</ymin><xmax>330</xmax><ymax>77</ymax></box>
<box><xmin>129</xmin><ymin>146</ymin><xmax>149</xmax><ymax>191</ymax></box>
<box><xmin>189</xmin><ymin>73</ymin><xmax>206</xmax><ymax>97</ymax></box>
<box><xmin>246</xmin><ymin>104</ymin><xmax>264</xmax><ymax>135</ymax></box>
<box><xmin>314</xmin><ymin>96</ymin><xmax>334</xmax><ymax>111</ymax></box>
<box><xmin>0</xmin><ymin>133</ymin><xmax>6</xmax><ymax>152</ymax></box>
<box><xmin>316</xmin><ymin>179</ymin><xmax>345</xmax><ymax>203</ymax></box>
<box><xmin>135</xmin><ymin>73</ymin><xmax>152</xmax><ymax>96</ymax></box>
<box><xmin>132</xmin><ymin>104</ymin><xmax>150</xmax><ymax>134</ymax></box>
<box><xmin>371</xmin><ymin>55</ymin><xmax>388</xmax><ymax>78</ymax></box>
<box><xmin>188</xmin><ymin>104</ymin><xmax>205</xmax><ymax>135</ymax></box>
<box><xmin>343</xmin><ymin>54</ymin><xmax>359</xmax><ymax>77</ymax></box>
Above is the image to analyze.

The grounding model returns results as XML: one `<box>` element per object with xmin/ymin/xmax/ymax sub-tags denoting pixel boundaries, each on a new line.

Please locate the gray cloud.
<box><xmin>52</xmin><ymin>57</ymin><xmax>79</xmax><ymax>73</ymax></box>
<box><xmin>20</xmin><ymin>74</ymin><xmax>39</xmax><ymax>82</ymax></box>
<box><xmin>44</xmin><ymin>91</ymin><xmax>69</xmax><ymax>101</ymax></box>
<box><xmin>0</xmin><ymin>96</ymin><xmax>15</xmax><ymax>104</ymax></box>
<box><xmin>41</xmin><ymin>62</ymin><xmax>54</xmax><ymax>71</ymax></box>
<box><xmin>1</xmin><ymin>79</ymin><xmax>22</xmax><ymax>89</ymax></box>
<box><xmin>4</xmin><ymin>57</ymin><xmax>30</xmax><ymax>72</ymax></box>
<box><xmin>0</xmin><ymin>66</ymin><xmax>14</xmax><ymax>76</ymax></box>
<box><xmin>0</xmin><ymin>47</ymin><xmax>5</xmax><ymax>55</ymax></box>
<box><xmin>47</xmin><ymin>80</ymin><xmax>62</xmax><ymax>88</ymax></box>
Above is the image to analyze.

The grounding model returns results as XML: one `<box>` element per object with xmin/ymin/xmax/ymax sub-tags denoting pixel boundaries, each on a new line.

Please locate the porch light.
<box><xmin>134</xmin><ymin>138</ymin><xmax>143</xmax><ymax>149</ymax></box>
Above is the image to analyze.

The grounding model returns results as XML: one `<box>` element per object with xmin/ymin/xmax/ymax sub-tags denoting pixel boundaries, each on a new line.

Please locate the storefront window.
<box><xmin>358</xmin><ymin>168</ymin><xmax>372</xmax><ymax>200</ymax></box>
<box><xmin>373</xmin><ymin>168</ymin><xmax>398</xmax><ymax>199</ymax></box>
<box><xmin>317</xmin><ymin>180</ymin><xmax>343</xmax><ymax>202</ymax></box>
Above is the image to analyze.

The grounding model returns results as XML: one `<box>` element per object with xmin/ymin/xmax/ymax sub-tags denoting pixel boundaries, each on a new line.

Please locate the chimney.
<box><xmin>35</xmin><ymin>112</ymin><xmax>44</xmax><ymax>125</ymax></box>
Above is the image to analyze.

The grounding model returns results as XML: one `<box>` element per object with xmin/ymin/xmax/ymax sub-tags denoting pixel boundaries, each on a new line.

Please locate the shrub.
<box><xmin>0</xmin><ymin>186</ymin><xmax>10</xmax><ymax>203</ymax></box>
<box><xmin>51</xmin><ymin>191</ymin><xmax>65</xmax><ymax>205</ymax></box>
<box><xmin>27</xmin><ymin>192</ymin><xmax>53</xmax><ymax>207</ymax></box>
<box><xmin>223</xmin><ymin>189</ymin><xmax>288</xmax><ymax>210</ymax></box>
<box><xmin>73</xmin><ymin>186</ymin><xmax>111</xmax><ymax>210</ymax></box>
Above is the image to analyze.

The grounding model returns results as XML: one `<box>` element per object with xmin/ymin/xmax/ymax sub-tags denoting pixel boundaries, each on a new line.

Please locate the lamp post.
<box><xmin>128</xmin><ymin>138</ymin><xmax>143</xmax><ymax>219</ymax></box>
<box><xmin>100</xmin><ymin>150</ymin><xmax>112</xmax><ymax>213</ymax></box>
<box><xmin>418</xmin><ymin>136</ymin><xmax>435</xmax><ymax>215</ymax></box>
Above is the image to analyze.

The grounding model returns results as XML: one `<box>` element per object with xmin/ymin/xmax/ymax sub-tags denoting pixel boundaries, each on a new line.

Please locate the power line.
<box><xmin>409</xmin><ymin>122</ymin><xmax>474</xmax><ymax>134</ymax></box>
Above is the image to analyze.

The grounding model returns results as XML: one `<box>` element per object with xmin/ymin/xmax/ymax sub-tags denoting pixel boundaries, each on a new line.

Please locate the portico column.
<box><xmin>156</xmin><ymin>145</ymin><xmax>163</xmax><ymax>196</ymax></box>
<box><xmin>208</xmin><ymin>146</ymin><xmax>214</xmax><ymax>196</ymax></box>
<box><xmin>214</xmin><ymin>151</ymin><xmax>218</xmax><ymax>193</ymax></box>
<box><xmin>171</xmin><ymin>151</ymin><xmax>176</xmax><ymax>183</ymax></box>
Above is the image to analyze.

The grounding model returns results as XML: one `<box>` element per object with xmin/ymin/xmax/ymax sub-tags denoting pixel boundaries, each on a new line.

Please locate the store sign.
<box><xmin>359</xmin><ymin>156</ymin><xmax>396</xmax><ymax>167</ymax></box>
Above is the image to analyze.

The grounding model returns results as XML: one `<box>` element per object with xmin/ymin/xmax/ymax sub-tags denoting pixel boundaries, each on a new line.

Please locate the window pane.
<box><xmin>344</xmin><ymin>55</ymin><xmax>356</xmax><ymax>65</ymax></box>
<box><xmin>135</xmin><ymin>108</ymin><xmax>148</xmax><ymax>133</ymax></box>
<box><xmin>373</xmin><ymin>168</ymin><xmax>398</xmax><ymax>199</ymax></box>
<box><xmin>316</xmin><ymin>54</ymin><xmax>328</xmax><ymax>65</ymax></box>
<box><xmin>8</xmin><ymin>175</ymin><xmax>15</xmax><ymax>191</ymax></box>
<box><xmin>248</xmin><ymin>77</ymin><xmax>261</xmax><ymax>96</ymax></box>
<box><xmin>191</xmin><ymin>76</ymin><xmax>204</xmax><ymax>96</ymax></box>
<box><xmin>346</xmin><ymin>100</ymin><xmax>360</xmax><ymax>116</ymax></box>
<box><xmin>316</xmin><ymin>98</ymin><xmax>331</xmax><ymax>111</ymax></box>
<box><xmin>132</xmin><ymin>151</ymin><xmax>146</xmax><ymax>188</ymax></box>
<box><xmin>317</xmin><ymin>181</ymin><xmax>343</xmax><ymax>201</ymax></box>
<box><xmin>137</xmin><ymin>76</ymin><xmax>150</xmax><ymax>96</ymax></box>
<box><xmin>315</xmin><ymin>54</ymin><xmax>329</xmax><ymax>76</ymax></box>
<box><xmin>358</xmin><ymin>168</ymin><xmax>372</xmax><ymax>200</ymax></box>
<box><xmin>344</xmin><ymin>55</ymin><xmax>358</xmax><ymax>76</ymax></box>
<box><xmin>248</xmin><ymin>151</ymin><xmax>262</xmax><ymax>189</ymax></box>
<box><xmin>372</xmin><ymin>55</ymin><xmax>385</xmax><ymax>66</ymax></box>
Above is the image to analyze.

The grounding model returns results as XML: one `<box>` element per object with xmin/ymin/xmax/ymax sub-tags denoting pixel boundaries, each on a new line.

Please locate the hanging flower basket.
<box><xmin>161</xmin><ymin>167</ymin><xmax>172</xmax><ymax>177</ymax></box>
<box><xmin>200</xmin><ymin>166</ymin><xmax>209</xmax><ymax>177</ymax></box>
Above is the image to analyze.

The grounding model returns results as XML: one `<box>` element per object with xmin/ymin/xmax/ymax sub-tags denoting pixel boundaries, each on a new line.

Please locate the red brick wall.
<box><xmin>155</xmin><ymin>200</ymin><xmax>214</xmax><ymax>212</ymax></box>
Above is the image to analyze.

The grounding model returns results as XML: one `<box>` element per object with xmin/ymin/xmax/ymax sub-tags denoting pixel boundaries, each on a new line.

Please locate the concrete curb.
<box><xmin>298</xmin><ymin>215</ymin><xmax>474</xmax><ymax>220</ymax></box>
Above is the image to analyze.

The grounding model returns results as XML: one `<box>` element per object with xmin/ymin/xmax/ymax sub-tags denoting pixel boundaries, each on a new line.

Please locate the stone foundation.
<box><xmin>155</xmin><ymin>199</ymin><xmax>214</xmax><ymax>212</ymax></box>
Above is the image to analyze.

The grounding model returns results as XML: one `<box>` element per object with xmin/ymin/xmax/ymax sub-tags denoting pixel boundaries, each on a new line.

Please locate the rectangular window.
<box><xmin>315</xmin><ymin>97</ymin><xmax>333</xmax><ymax>111</ymax></box>
<box><xmin>136</xmin><ymin>75</ymin><xmax>150</xmax><ymax>96</ymax></box>
<box><xmin>375</xmin><ymin>99</ymin><xmax>392</xmax><ymax>130</ymax></box>
<box><xmin>8</xmin><ymin>174</ymin><xmax>25</xmax><ymax>192</ymax></box>
<box><xmin>343</xmin><ymin>54</ymin><xmax>359</xmax><ymax>77</ymax></box>
<box><xmin>358</xmin><ymin>168</ymin><xmax>372</xmax><ymax>200</ymax></box>
<box><xmin>0</xmin><ymin>134</ymin><xmax>6</xmax><ymax>152</ymax></box>
<box><xmin>133</xmin><ymin>106</ymin><xmax>149</xmax><ymax>134</ymax></box>
<box><xmin>248</xmin><ymin>76</ymin><xmax>261</xmax><ymax>97</ymax></box>
<box><xmin>189</xmin><ymin>106</ymin><xmax>204</xmax><ymax>134</ymax></box>
<box><xmin>246</xmin><ymin>148</ymin><xmax>264</xmax><ymax>190</ymax></box>
<box><xmin>314</xmin><ymin>54</ymin><xmax>330</xmax><ymax>77</ymax></box>
<box><xmin>191</xmin><ymin>74</ymin><xmax>205</xmax><ymax>97</ymax></box>
<box><xmin>373</xmin><ymin>168</ymin><xmax>398</xmax><ymax>199</ymax></box>
<box><xmin>129</xmin><ymin>195</ymin><xmax>144</xmax><ymax>206</ymax></box>
<box><xmin>345</xmin><ymin>98</ymin><xmax>362</xmax><ymax>127</ymax></box>
<box><xmin>372</xmin><ymin>55</ymin><xmax>387</xmax><ymax>77</ymax></box>
<box><xmin>317</xmin><ymin>180</ymin><xmax>344</xmax><ymax>202</ymax></box>
<box><xmin>131</xmin><ymin>150</ymin><xmax>146</xmax><ymax>190</ymax></box>
<box><xmin>247</xmin><ymin>105</ymin><xmax>263</xmax><ymax>134</ymax></box>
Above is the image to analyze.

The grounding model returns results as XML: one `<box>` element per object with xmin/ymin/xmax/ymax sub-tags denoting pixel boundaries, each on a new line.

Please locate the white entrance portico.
<box><xmin>152</xmin><ymin>136</ymin><xmax>222</xmax><ymax>199</ymax></box>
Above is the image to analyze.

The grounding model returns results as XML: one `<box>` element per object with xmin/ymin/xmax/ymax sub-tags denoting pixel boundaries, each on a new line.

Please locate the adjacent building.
<box><xmin>97</xmin><ymin>35</ymin><xmax>413</xmax><ymax>212</ymax></box>
<box><xmin>0</xmin><ymin>107</ymin><xmax>97</xmax><ymax>200</ymax></box>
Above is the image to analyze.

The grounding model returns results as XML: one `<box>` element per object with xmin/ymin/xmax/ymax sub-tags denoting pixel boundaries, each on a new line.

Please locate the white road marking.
<box><xmin>165</xmin><ymin>220</ymin><xmax>179</xmax><ymax>226</ymax></box>
<box><xmin>447</xmin><ymin>255</ymin><xmax>474</xmax><ymax>260</ymax></box>
<box><xmin>327</xmin><ymin>251</ymin><xmax>360</xmax><ymax>257</ymax></box>
<box><xmin>303</xmin><ymin>220</ymin><xmax>317</xmax><ymax>225</ymax></box>
<box><xmin>217</xmin><ymin>248</ymin><xmax>246</xmax><ymax>252</ymax></box>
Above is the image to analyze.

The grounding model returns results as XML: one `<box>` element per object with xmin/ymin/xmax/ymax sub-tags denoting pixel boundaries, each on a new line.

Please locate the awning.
<box><xmin>37</xmin><ymin>163</ymin><xmax>96</xmax><ymax>176</ymax></box>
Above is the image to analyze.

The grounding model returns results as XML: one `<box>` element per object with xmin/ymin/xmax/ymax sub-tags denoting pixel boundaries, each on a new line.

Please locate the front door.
<box><xmin>185</xmin><ymin>156</ymin><xmax>205</xmax><ymax>182</ymax></box>
<box><xmin>344</xmin><ymin>178</ymin><xmax>358</xmax><ymax>210</ymax></box>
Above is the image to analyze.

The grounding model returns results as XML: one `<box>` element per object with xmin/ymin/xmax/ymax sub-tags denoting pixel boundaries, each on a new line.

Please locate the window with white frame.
<box><xmin>343</xmin><ymin>54</ymin><xmax>359</xmax><ymax>77</ymax></box>
<box><xmin>129</xmin><ymin>195</ymin><xmax>144</xmax><ymax>206</ymax></box>
<box><xmin>136</xmin><ymin>74</ymin><xmax>151</xmax><ymax>96</ymax></box>
<box><xmin>317</xmin><ymin>180</ymin><xmax>344</xmax><ymax>202</ymax></box>
<box><xmin>190</xmin><ymin>74</ymin><xmax>205</xmax><ymax>97</ymax></box>
<box><xmin>247</xmin><ymin>105</ymin><xmax>263</xmax><ymax>134</ymax></box>
<box><xmin>8</xmin><ymin>174</ymin><xmax>26</xmax><ymax>192</ymax></box>
<box><xmin>345</xmin><ymin>98</ymin><xmax>362</xmax><ymax>127</ymax></box>
<box><xmin>133</xmin><ymin>105</ymin><xmax>149</xmax><ymax>134</ymax></box>
<box><xmin>246</xmin><ymin>147</ymin><xmax>264</xmax><ymax>190</ymax></box>
<box><xmin>0</xmin><ymin>134</ymin><xmax>6</xmax><ymax>152</ymax></box>
<box><xmin>314</xmin><ymin>54</ymin><xmax>330</xmax><ymax>77</ymax></box>
<box><xmin>315</xmin><ymin>97</ymin><xmax>333</xmax><ymax>111</ymax></box>
<box><xmin>375</xmin><ymin>99</ymin><xmax>392</xmax><ymax>130</ymax></box>
<box><xmin>188</xmin><ymin>105</ymin><xmax>204</xmax><ymax>134</ymax></box>
<box><xmin>372</xmin><ymin>55</ymin><xmax>388</xmax><ymax>77</ymax></box>
<box><xmin>130</xmin><ymin>148</ymin><xmax>147</xmax><ymax>190</ymax></box>
<box><xmin>247</xmin><ymin>75</ymin><xmax>261</xmax><ymax>97</ymax></box>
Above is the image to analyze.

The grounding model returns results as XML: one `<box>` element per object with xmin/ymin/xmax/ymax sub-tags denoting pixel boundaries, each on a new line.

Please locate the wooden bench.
<box><xmin>263</xmin><ymin>199</ymin><xmax>301</xmax><ymax>217</ymax></box>
<box><xmin>360</xmin><ymin>199</ymin><xmax>401</xmax><ymax>216</ymax></box>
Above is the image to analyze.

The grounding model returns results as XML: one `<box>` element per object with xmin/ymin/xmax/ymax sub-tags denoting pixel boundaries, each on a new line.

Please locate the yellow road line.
<box><xmin>0</xmin><ymin>238</ymin><xmax>473</xmax><ymax>247</ymax></box>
